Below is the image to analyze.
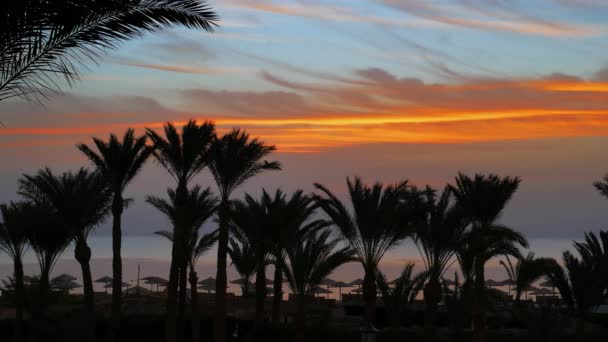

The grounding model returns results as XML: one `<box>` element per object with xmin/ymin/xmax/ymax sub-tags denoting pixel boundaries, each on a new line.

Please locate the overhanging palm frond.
<box><xmin>0</xmin><ymin>0</ymin><xmax>218</xmax><ymax>102</ymax></box>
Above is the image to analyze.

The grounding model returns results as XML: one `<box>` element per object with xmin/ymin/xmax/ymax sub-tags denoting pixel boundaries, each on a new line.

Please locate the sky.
<box><xmin>2</xmin><ymin>0</ymin><xmax>608</xmax><ymax>244</ymax></box>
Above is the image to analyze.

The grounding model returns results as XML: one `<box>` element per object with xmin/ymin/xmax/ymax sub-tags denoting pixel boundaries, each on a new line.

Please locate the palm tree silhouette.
<box><xmin>207</xmin><ymin>129</ymin><xmax>280</xmax><ymax>342</ymax></box>
<box><xmin>78</xmin><ymin>129</ymin><xmax>153</xmax><ymax>341</ymax></box>
<box><xmin>264</xmin><ymin>190</ymin><xmax>325</xmax><ymax>323</ymax></box>
<box><xmin>18</xmin><ymin>168</ymin><xmax>111</xmax><ymax>342</ymax></box>
<box><xmin>22</xmin><ymin>201</ymin><xmax>72</xmax><ymax>338</ymax></box>
<box><xmin>0</xmin><ymin>202</ymin><xmax>31</xmax><ymax>342</ymax></box>
<box><xmin>146</xmin><ymin>120</ymin><xmax>215</xmax><ymax>342</ymax></box>
<box><xmin>148</xmin><ymin>185</ymin><xmax>218</xmax><ymax>342</ymax></box>
<box><xmin>499</xmin><ymin>253</ymin><xmax>554</xmax><ymax>302</ymax></box>
<box><xmin>228</xmin><ymin>192</ymin><xmax>274</xmax><ymax>326</ymax></box>
<box><xmin>314</xmin><ymin>177</ymin><xmax>423</xmax><ymax>324</ymax></box>
<box><xmin>377</xmin><ymin>263</ymin><xmax>426</xmax><ymax>341</ymax></box>
<box><xmin>228</xmin><ymin>229</ymin><xmax>257</xmax><ymax>297</ymax></box>
<box><xmin>282</xmin><ymin>229</ymin><xmax>355</xmax><ymax>342</ymax></box>
<box><xmin>0</xmin><ymin>0</ymin><xmax>218</xmax><ymax>102</ymax></box>
<box><xmin>415</xmin><ymin>186</ymin><xmax>466</xmax><ymax>338</ymax></box>
<box><xmin>547</xmin><ymin>231</ymin><xmax>608</xmax><ymax>340</ymax></box>
<box><xmin>450</xmin><ymin>173</ymin><xmax>527</xmax><ymax>342</ymax></box>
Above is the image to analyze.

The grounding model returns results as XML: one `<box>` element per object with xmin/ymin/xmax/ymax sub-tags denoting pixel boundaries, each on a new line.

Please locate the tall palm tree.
<box><xmin>283</xmin><ymin>230</ymin><xmax>355</xmax><ymax>342</ymax></box>
<box><xmin>499</xmin><ymin>253</ymin><xmax>554</xmax><ymax>302</ymax></box>
<box><xmin>148</xmin><ymin>185</ymin><xmax>218</xmax><ymax>342</ymax></box>
<box><xmin>547</xmin><ymin>231</ymin><xmax>608</xmax><ymax>340</ymax></box>
<box><xmin>146</xmin><ymin>120</ymin><xmax>215</xmax><ymax>342</ymax></box>
<box><xmin>18</xmin><ymin>168</ymin><xmax>111</xmax><ymax>342</ymax></box>
<box><xmin>1</xmin><ymin>0</ymin><xmax>217</xmax><ymax>102</ymax></box>
<box><xmin>415</xmin><ymin>186</ymin><xmax>465</xmax><ymax>338</ymax></box>
<box><xmin>78</xmin><ymin>129</ymin><xmax>153</xmax><ymax>340</ymax></box>
<box><xmin>228</xmin><ymin>229</ymin><xmax>257</xmax><ymax>297</ymax></box>
<box><xmin>0</xmin><ymin>202</ymin><xmax>31</xmax><ymax>342</ymax></box>
<box><xmin>228</xmin><ymin>193</ymin><xmax>273</xmax><ymax>326</ymax></box>
<box><xmin>450</xmin><ymin>173</ymin><xmax>528</xmax><ymax>342</ymax></box>
<box><xmin>377</xmin><ymin>263</ymin><xmax>426</xmax><ymax>341</ymax></box>
<box><xmin>264</xmin><ymin>190</ymin><xmax>326</xmax><ymax>323</ymax></box>
<box><xmin>22</xmin><ymin>201</ymin><xmax>72</xmax><ymax>338</ymax></box>
<box><xmin>207</xmin><ymin>128</ymin><xmax>280</xmax><ymax>342</ymax></box>
<box><xmin>314</xmin><ymin>177</ymin><xmax>424</xmax><ymax>324</ymax></box>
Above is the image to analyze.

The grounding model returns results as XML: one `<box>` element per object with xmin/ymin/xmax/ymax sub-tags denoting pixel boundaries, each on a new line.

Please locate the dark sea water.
<box><xmin>0</xmin><ymin>235</ymin><xmax>577</xmax><ymax>299</ymax></box>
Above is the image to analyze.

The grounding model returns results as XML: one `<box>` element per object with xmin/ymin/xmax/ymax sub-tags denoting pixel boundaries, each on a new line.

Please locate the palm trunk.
<box><xmin>75</xmin><ymin>240</ymin><xmax>96</xmax><ymax>342</ymax></box>
<box><xmin>255</xmin><ymin>247</ymin><xmax>266</xmax><ymax>326</ymax></box>
<box><xmin>108</xmin><ymin>194</ymin><xmax>123</xmax><ymax>342</ymax></box>
<box><xmin>575</xmin><ymin>316</ymin><xmax>585</xmax><ymax>342</ymax></box>
<box><xmin>362</xmin><ymin>271</ymin><xmax>377</xmax><ymax>325</ymax></box>
<box><xmin>30</xmin><ymin>269</ymin><xmax>50</xmax><ymax>342</ymax></box>
<box><xmin>177</xmin><ymin>264</ymin><xmax>187</xmax><ymax>342</ymax></box>
<box><xmin>424</xmin><ymin>277</ymin><xmax>441</xmax><ymax>340</ymax></box>
<box><xmin>13</xmin><ymin>257</ymin><xmax>25</xmax><ymax>342</ymax></box>
<box><xmin>166</xmin><ymin>183</ymin><xmax>188</xmax><ymax>342</ymax></box>
<box><xmin>272</xmin><ymin>262</ymin><xmax>282</xmax><ymax>323</ymax></box>
<box><xmin>472</xmin><ymin>258</ymin><xmax>486</xmax><ymax>342</ymax></box>
<box><xmin>295</xmin><ymin>294</ymin><xmax>306</xmax><ymax>342</ymax></box>
<box><xmin>189</xmin><ymin>269</ymin><xmax>200</xmax><ymax>342</ymax></box>
<box><xmin>214</xmin><ymin>201</ymin><xmax>229</xmax><ymax>342</ymax></box>
<box><xmin>165</xmin><ymin>241</ymin><xmax>180</xmax><ymax>342</ymax></box>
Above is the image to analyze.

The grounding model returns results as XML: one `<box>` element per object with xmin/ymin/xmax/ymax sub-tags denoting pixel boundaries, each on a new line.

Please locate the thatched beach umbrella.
<box><xmin>54</xmin><ymin>274</ymin><xmax>77</xmax><ymax>282</ymax></box>
<box><xmin>229</xmin><ymin>279</ymin><xmax>253</xmax><ymax>296</ymax></box>
<box><xmin>332</xmin><ymin>281</ymin><xmax>351</xmax><ymax>300</ymax></box>
<box><xmin>199</xmin><ymin>277</ymin><xmax>216</xmax><ymax>286</ymax></box>
<box><xmin>349</xmin><ymin>278</ymin><xmax>363</xmax><ymax>288</ymax></box>
<box><xmin>309</xmin><ymin>286</ymin><xmax>331</xmax><ymax>298</ymax></box>
<box><xmin>539</xmin><ymin>279</ymin><xmax>556</xmax><ymax>296</ymax></box>
<box><xmin>55</xmin><ymin>280</ymin><xmax>82</xmax><ymax>293</ymax></box>
<box><xmin>95</xmin><ymin>276</ymin><xmax>113</xmax><ymax>293</ymax></box>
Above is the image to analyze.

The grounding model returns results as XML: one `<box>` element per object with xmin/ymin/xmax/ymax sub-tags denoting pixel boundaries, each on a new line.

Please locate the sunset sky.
<box><xmin>2</xmin><ymin>0</ymin><xmax>608</xmax><ymax>240</ymax></box>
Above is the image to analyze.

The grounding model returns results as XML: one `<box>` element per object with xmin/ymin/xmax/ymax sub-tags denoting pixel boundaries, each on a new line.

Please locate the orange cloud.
<box><xmin>3</xmin><ymin>68</ymin><xmax>608</xmax><ymax>153</ymax></box>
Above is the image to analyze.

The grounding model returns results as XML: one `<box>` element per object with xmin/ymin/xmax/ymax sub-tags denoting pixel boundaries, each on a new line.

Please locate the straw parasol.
<box><xmin>531</xmin><ymin>287</ymin><xmax>554</xmax><ymax>296</ymax></box>
<box><xmin>523</xmin><ymin>285</ymin><xmax>541</xmax><ymax>300</ymax></box>
<box><xmin>198</xmin><ymin>283</ymin><xmax>217</xmax><ymax>293</ymax></box>
<box><xmin>54</xmin><ymin>274</ymin><xmax>77</xmax><ymax>282</ymax></box>
<box><xmin>95</xmin><ymin>276</ymin><xmax>113</xmax><ymax>293</ymax></box>
<box><xmin>54</xmin><ymin>280</ymin><xmax>82</xmax><ymax>293</ymax></box>
<box><xmin>349</xmin><ymin>278</ymin><xmax>363</xmax><ymax>287</ymax></box>
<box><xmin>142</xmin><ymin>276</ymin><xmax>168</xmax><ymax>292</ymax></box>
<box><xmin>351</xmin><ymin>287</ymin><xmax>363</xmax><ymax>294</ymax></box>
<box><xmin>309</xmin><ymin>286</ymin><xmax>331</xmax><ymax>298</ymax></box>
<box><xmin>332</xmin><ymin>281</ymin><xmax>351</xmax><ymax>300</ymax></box>
<box><xmin>199</xmin><ymin>277</ymin><xmax>216</xmax><ymax>286</ymax></box>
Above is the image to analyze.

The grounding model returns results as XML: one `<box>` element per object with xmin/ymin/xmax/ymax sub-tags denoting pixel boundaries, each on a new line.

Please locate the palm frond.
<box><xmin>0</xmin><ymin>0</ymin><xmax>218</xmax><ymax>102</ymax></box>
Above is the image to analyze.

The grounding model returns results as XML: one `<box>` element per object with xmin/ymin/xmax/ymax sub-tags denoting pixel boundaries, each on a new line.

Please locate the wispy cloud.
<box><xmin>115</xmin><ymin>59</ymin><xmax>246</xmax><ymax>75</ymax></box>
<box><xmin>377</xmin><ymin>0</ymin><xmax>603</xmax><ymax>37</ymax></box>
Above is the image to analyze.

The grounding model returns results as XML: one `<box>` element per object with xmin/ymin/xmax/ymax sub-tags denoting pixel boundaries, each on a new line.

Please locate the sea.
<box><xmin>0</xmin><ymin>235</ymin><xmax>578</xmax><ymax>299</ymax></box>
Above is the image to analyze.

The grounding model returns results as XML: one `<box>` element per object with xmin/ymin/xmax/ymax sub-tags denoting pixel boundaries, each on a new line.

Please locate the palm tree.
<box><xmin>22</xmin><ymin>201</ymin><xmax>72</xmax><ymax>337</ymax></box>
<box><xmin>77</xmin><ymin>129</ymin><xmax>153</xmax><ymax>340</ymax></box>
<box><xmin>146</xmin><ymin>120</ymin><xmax>215</xmax><ymax>342</ymax></box>
<box><xmin>228</xmin><ymin>193</ymin><xmax>273</xmax><ymax>326</ymax></box>
<box><xmin>450</xmin><ymin>173</ymin><xmax>528</xmax><ymax>342</ymax></box>
<box><xmin>415</xmin><ymin>186</ymin><xmax>465</xmax><ymax>338</ymax></box>
<box><xmin>18</xmin><ymin>168</ymin><xmax>111</xmax><ymax>342</ymax></box>
<box><xmin>314</xmin><ymin>177</ymin><xmax>424</xmax><ymax>324</ymax></box>
<box><xmin>499</xmin><ymin>253</ymin><xmax>554</xmax><ymax>302</ymax></box>
<box><xmin>264</xmin><ymin>190</ymin><xmax>326</xmax><ymax>323</ymax></box>
<box><xmin>283</xmin><ymin>230</ymin><xmax>355</xmax><ymax>342</ymax></box>
<box><xmin>0</xmin><ymin>202</ymin><xmax>31</xmax><ymax>342</ymax></box>
<box><xmin>1</xmin><ymin>0</ymin><xmax>218</xmax><ymax>102</ymax></box>
<box><xmin>547</xmin><ymin>231</ymin><xmax>608</xmax><ymax>340</ymax></box>
<box><xmin>148</xmin><ymin>185</ymin><xmax>218</xmax><ymax>342</ymax></box>
<box><xmin>377</xmin><ymin>263</ymin><xmax>426</xmax><ymax>341</ymax></box>
<box><xmin>228</xmin><ymin>229</ymin><xmax>257</xmax><ymax>297</ymax></box>
<box><xmin>228</xmin><ymin>189</ymin><xmax>325</xmax><ymax>326</ymax></box>
<box><xmin>207</xmin><ymin>128</ymin><xmax>280</xmax><ymax>342</ymax></box>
